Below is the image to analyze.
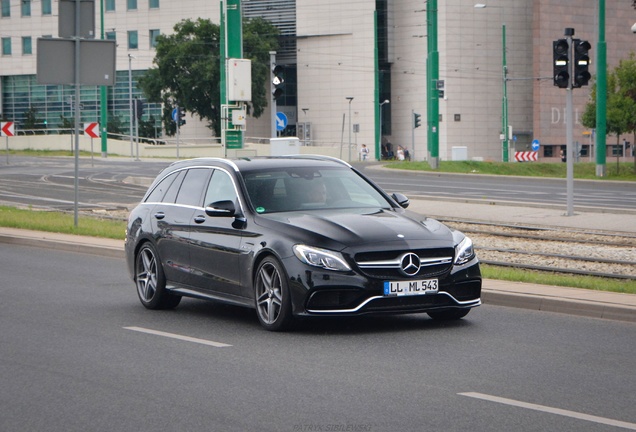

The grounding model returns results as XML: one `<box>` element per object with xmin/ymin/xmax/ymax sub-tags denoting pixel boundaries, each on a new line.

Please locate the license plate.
<box><xmin>383</xmin><ymin>279</ymin><xmax>439</xmax><ymax>296</ymax></box>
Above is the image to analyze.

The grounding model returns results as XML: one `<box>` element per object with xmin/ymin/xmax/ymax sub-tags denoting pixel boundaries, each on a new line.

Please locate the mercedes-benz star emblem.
<box><xmin>400</xmin><ymin>253</ymin><xmax>421</xmax><ymax>276</ymax></box>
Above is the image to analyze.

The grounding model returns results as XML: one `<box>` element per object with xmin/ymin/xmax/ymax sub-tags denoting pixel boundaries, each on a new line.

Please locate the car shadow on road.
<box><xmin>173</xmin><ymin>298</ymin><xmax>475</xmax><ymax>335</ymax></box>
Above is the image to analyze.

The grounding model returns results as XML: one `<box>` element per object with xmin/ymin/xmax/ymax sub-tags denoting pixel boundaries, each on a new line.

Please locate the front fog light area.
<box><xmin>293</xmin><ymin>245</ymin><xmax>351</xmax><ymax>272</ymax></box>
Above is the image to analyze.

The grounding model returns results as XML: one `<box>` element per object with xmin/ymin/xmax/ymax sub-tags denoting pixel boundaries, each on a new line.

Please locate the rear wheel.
<box><xmin>427</xmin><ymin>308</ymin><xmax>470</xmax><ymax>321</ymax></box>
<box><xmin>135</xmin><ymin>243</ymin><xmax>181</xmax><ymax>310</ymax></box>
<box><xmin>254</xmin><ymin>257</ymin><xmax>293</xmax><ymax>331</ymax></box>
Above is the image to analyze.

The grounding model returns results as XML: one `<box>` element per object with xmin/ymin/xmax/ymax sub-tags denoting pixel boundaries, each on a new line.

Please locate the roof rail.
<box><xmin>277</xmin><ymin>154</ymin><xmax>351</xmax><ymax>168</ymax></box>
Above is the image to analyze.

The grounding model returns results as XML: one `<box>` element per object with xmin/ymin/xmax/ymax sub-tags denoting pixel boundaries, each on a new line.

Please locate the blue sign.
<box><xmin>276</xmin><ymin>112</ymin><xmax>288</xmax><ymax>131</ymax></box>
<box><xmin>172</xmin><ymin>108</ymin><xmax>179</xmax><ymax>122</ymax></box>
<box><xmin>531</xmin><ymin>139</ymin><xmax>540</xmax><ymax>151</ymax></box>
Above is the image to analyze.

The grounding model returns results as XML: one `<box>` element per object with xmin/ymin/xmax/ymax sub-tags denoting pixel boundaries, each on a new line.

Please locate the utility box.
<box><xmin>227</xmin><ymin>58</ymin><xmax>252</xmax><ymax>102</ymax></box>
<box><xmin>452</xmin><ymin>146</ymin><xmax>468</xmax><ymax>161</ymax></box>
<box><xmin>270</xmin><ymin>137</ymin><xmax>301</xmax><ymax>156</ymax></box>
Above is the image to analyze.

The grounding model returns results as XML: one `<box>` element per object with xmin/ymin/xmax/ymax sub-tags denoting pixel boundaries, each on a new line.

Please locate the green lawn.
<box><xmin>385</xmin><ymin>160</ymin><xmax>636</xmax><ymax>181</ymax></box>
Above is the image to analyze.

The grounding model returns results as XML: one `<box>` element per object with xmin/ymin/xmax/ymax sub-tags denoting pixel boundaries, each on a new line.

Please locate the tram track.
<box><xmin>440</xmin><ymin>218</ymin><xmax>636</xmax><ymax>281</ymax></box>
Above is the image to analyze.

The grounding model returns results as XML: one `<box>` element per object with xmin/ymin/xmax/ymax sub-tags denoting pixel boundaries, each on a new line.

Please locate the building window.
<box><xmin>127</xmin><ymin>0</ymin><xmax>137</xmax><ymax>11</ymax></box>
<box><xmin>22</xmin><ymin>36</ymin><xmax>32</xmax><ymax>55</ymax></box>
<box><xmin>21</xmin><ymin>0</ymin><xmax>31</xmax><ymax>17</ymax></box>
<box><xmin>106</xmin><ymin>0</ymin><xmax>115</xmax><ymax>11</ymax></box>
<box><xmin>149</xmin><ymin>0</ymin><xmax>159</xmax><ymax>8</ymax></box>
<box><xmin>2</xmin><ymin>37</ymin><xmax>11</xmax><ymax>55</ymax></box>
<box><xmin>1</xmin><ymin>0</ymin><xmax>10</xmax><ymax>18</ymax></box>
<box><xmin>128</xmin><ymin>31</ymin><xmax>138</xmax><ymax>49</ymax></box>
<box><xmin>149</xmin><ymin>29</ymin><xmax>160</xmax><ymax>48</ymax></box>
<box><xmin>41</xmin><ymin>0</ymin><xmax>52</xmax><ymax>15</ymax></box>
<box><xmin>106</xmin><ymin>31</ymin><xmax>116</xmax><ymax>41</ymax></box>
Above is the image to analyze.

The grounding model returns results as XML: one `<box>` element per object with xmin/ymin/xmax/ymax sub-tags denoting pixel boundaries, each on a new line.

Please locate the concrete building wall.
<box><xmin>3</xmin><ymin>0</ymin><xmax>636</xmax><ymax>162</ymax></box>
<box><xmin>296</xmin><ymin>0</ymin><xmax>377</xmax><ymax>157</ymax></box>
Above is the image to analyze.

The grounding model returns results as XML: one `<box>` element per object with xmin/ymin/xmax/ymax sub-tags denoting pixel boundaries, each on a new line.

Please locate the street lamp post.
<box><xmin>475</xmin><ymin>3</ymin><xmax>510</xmax><ymax>162</ymax></box>
<box><xmin>128</xmin><ymin>54</ymin><xmax>135</xmax><ymax>159</ymax></box>
<box><xmin>379</xmin><ymin>99</ymin><xmax>389</xmax><ymax>158</ymax></box>
<box><xmin>346</xmin><ymin>97</ymin><xmax>354</xmax><ymax>161</ymax></box>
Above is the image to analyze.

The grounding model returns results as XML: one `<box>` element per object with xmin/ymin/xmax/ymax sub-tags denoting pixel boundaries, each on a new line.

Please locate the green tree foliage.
<box><xmin>23</xmin><ymin>107</ymin><xmax>46</xmax><ymax>134</ymax></box>
<box><xmin>582</xmin><ymin>53</ymin><xmax>636</xmax><ymax>171</ymax></box>
<box><xmin>106</xmin><ymin>112</ymin><xmax>124</xmax><ymax>136</ymax></box>
<box><xmin>139</xmin><ymin>17</ymin><xmax>279</xmax><ymax>137</ymax></box>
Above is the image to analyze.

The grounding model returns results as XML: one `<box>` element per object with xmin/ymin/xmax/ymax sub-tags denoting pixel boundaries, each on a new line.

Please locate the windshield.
<box><xmin>242</xmin><ymin>166</ymin><xmax>392</xmax><ymax>214</ymax></box>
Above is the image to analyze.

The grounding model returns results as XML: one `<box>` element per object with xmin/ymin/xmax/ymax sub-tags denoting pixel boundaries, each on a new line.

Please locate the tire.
<box><xmin>427</xmin><ymin>308</ymin><xmax>470</xmax><ymax>321</ymax></box>
<box><xmin>254</xmin><ymin>257</ymin><xmax>294</xmax><ymax>331</ymax></box>
<box><xmin>135</xmin><ymin>243</ymin><xmax>181</xmax><ymax>310</ymax></box>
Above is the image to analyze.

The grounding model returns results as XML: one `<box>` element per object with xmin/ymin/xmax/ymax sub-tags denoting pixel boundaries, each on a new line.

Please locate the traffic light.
<box><xmin>178</xmin><ymin>107</ymin><xmax>186</xmax><ymax>126</ymax></box>
<box><xmin>572</xmin><ymin>39</ymin><xmax>591</xmax><ymax>88</ymax></box>
<box><xmin>135</xmin><ymin>99</ymin><xmax>145</xmax><ymax>120</ymax></box>
<box><xmin>272</xmin><ymin>65</ymin><xmax>285</xmax><ymax>100</ymax></box>
<box><xmin>413</xmin><ymin>112</ymin><xmax>422</xmax><ymax>129</ymax></box>
<box><xmin>553</xmin><ymin>39</ymin><xmax>569</xmax><ymax>89</ymax></box>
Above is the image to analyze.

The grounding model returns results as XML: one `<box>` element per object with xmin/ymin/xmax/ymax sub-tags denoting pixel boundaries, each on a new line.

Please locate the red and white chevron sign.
<box><xmin>83</xmin><ymin>122</ymin><xmax>100</xmax><ymax>138</ymax></box>
<box><xmin>1</xmin><ymin>121</ymin><xmax>15</xmax><ymax>137</ymax></box>
<box><xmin>515</xmin><ymin>151</ymin><xmax>538</xmax><ymax>162</ymax></box>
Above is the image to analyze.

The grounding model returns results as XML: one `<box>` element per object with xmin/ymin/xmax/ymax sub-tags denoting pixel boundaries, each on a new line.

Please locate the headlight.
<box><xmin>293</xmin><ymin>245</ymin><xmax>351</xmax><ymax>272</ymax></box>
<box><xmin>454</xmin><ymin>236</ymin><xmax>475</xmax><ymax>266</ymax></box>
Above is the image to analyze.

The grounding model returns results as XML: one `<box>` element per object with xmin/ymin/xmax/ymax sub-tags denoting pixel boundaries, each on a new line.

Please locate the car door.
<box><xmin>153</xmin><ymin>168</ymin><xmax>209</xmax><ymax>286</ymax></box>
<box><xmin>187</xmin><ymin>168</ymin><xmax>246</xmax><ymax>298</ymax></box>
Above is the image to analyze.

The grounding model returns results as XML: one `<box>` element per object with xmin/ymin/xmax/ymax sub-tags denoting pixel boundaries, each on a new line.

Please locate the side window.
<box><xmin>204</xmin><ymin>169</ymin><xmax>237</xmax><ymax>206</ymax></box>
<box><xmin>161</xmin><ymin>170</ymin><xmax>186</xmax><ymax>204</ymax></box>
<box><xmin>175</xmin><ymin>168</ymin><xmax>211</xmax><ymax>207</ymax></box>
<box><xmin>145</xmin><ymin>171</ymin><xmax>183</xmax><ymax>203</ymax></box>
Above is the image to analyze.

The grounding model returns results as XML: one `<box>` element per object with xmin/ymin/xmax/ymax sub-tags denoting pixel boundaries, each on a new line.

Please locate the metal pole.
<box><xmin>502</xmin><ymin>23</ymin><xmax>509</xmax><ymax>162</ymax></box>
<box><xmin>596</xmin><ymin>0</ymin><xmax>607</xmax><ymax>176</ymax></box>
<box><xmin>566</xmin><ymin>30</ymin><xmax>574</xmax><ymax>216</ymax></box>
<box><xmin>134</xmin><ymin>99</ymin><xmax>139</xmax><ymax>161</ymax></box>
<box><xmin>270</xmin><ymin>51</ymin><xmax>277</xmax><ymax>138</ymax></box>
<box><xmin>427</xmin><ymin>0</ymin><xmax>439</xmax><ymax>168</ymax></box>
<box><xmin>99</xmin><ymin>0</ymin><xmax>107</xmax><ymax>157</ymax></box>
<box><xmin>347</xmin><ymin>97</ymin><xmax>354</xmax><ymax>162</ymax></box>
<box><xmin>176</xmin><ymin>105</ymin><xmax>180</xmax><ymax>159</ymax></box>
<box><xmin>128</xmin><ymin>54</ymin><xmax>134</xmax><ymax>159</ymax></box>
<box><xmin>73</xmin><ymin>0</ymin><xmax>81</xmax><ymax>227</ymax></box>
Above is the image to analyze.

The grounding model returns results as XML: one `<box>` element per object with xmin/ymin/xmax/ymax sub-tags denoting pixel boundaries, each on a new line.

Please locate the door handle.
<box><xmin>154</xmin><ymin>212</ymin><xmax>165</xmax><ymax>220</ymax></box>
<box><xmin>194</xmin><ymin>215</ymin><xmax>206</xmax><ymax>224</ymax></box>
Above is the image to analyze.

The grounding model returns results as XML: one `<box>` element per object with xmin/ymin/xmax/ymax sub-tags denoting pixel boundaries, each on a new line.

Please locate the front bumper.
<box><xmin>283</xmin><ymin>256</ymin><xmax>482</xmax><ymax>317</ymax></box>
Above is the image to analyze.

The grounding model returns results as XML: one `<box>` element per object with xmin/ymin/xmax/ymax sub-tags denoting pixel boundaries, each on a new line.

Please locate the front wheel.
<box><xmin>254</xmin><ymin>257</ymin><xmax>294</xmax><ymax>331</ymax></box>
<box><xmin>135</xmin><ymin>243</ymin><xmax>181</xmax><ymax>310</ymax></box>
<box><xmin>427</xmin><ymin>308</ymin><xmax>470</xmax><ymax>321</ymax></box>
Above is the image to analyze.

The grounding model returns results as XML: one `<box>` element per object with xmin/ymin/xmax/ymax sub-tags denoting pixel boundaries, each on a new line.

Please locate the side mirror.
<box><xmin>205</xmin><ymin>200</ymin><xmax>236</xmax><ymax>217</ymax></box>
<box><xmin>391</xmin><ymin>193</ymin><xmax>410</xmax><ymax>209</ymax></box>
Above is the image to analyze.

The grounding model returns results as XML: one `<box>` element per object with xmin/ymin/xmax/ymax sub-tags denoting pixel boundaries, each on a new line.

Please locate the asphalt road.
<box><xmin>2</xmin><ymin>244</ymin><xmax>635</xmax><ymax>432</ymax></box>
<box><xmin>0</xmin><ymin>156</ymin><xmax>634</xmax><ymax>213</ymax></box>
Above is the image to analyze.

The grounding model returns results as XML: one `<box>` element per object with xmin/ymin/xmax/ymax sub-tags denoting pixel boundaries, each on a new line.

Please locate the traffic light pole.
<box><xmin>565</xmin><ymin>29</ymin><xmax>575</xmax><ymax>216</ymax></box>
<box><xmin>270</xmin><ymin>51</ymin><xmax>277</xmax><ymax>138</ymax></box>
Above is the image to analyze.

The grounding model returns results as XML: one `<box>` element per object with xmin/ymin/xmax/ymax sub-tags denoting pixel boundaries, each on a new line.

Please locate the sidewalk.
<box><xmin>1</xmin><ymin>213</ymin><xmax>634</xmax><ymax>324</ymax></box>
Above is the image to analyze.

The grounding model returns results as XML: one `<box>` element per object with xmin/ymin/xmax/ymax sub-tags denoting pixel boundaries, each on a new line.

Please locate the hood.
<box><xmin>257</xmin><ymin>208</ymin><xmax>454</xmax><ymax>251</ymax></box>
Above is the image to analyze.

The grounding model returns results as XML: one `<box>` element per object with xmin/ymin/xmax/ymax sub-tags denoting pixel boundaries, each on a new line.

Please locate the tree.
<box><xmin>139</xmin><ymin>17</ymin><xmax>279</xmax><ymax>137</ymax></box>
<box><xmin>23</xmin><ymin>107</ymin><xmax>46</xmax><ymax>134</ymax></box>
<box><xmin>582</xmin><ymin>54</ymin><xmax>636</xmax><ymax>172</ymax></box>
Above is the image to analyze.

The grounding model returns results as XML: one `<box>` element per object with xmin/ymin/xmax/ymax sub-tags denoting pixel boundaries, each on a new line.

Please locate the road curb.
<box><xmin>1</xmin><ymin>229</ymin><xmax>634</xmax><ymax>324</ymax></box>
<box><xmin>482</xmin><ymin>290</ymin><xmax>636</xmax><ymax>323</ymax></box>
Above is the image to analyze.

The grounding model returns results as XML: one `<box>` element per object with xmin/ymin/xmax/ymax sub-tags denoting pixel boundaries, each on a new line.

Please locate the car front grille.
<box><xmin>354</xmin><ymin>248</ymin><xmax>455</xmax><ymax>280</ymax></box>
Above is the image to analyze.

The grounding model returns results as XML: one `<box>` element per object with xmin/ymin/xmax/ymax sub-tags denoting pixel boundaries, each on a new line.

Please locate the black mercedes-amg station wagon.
<box><xmin>125</xmin><ymin>156</ymin><xmax>481</xmax><ymax>331</ymax></box>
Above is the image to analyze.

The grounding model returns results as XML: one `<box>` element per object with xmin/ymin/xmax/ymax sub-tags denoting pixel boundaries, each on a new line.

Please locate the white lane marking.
<box><xmin>124</xmin><ymin>326</ymin><xmax>232</xmax><ymax>348</ymax></box>
<box><xmin>459</xmin><ymin>392</ymin><xmax>636</xmax><ymax>430</ymax></box>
